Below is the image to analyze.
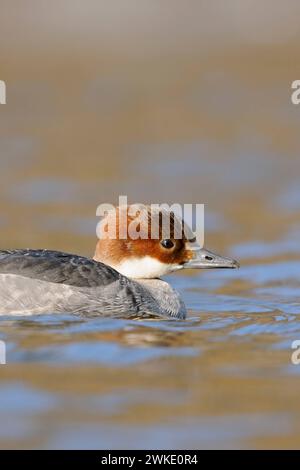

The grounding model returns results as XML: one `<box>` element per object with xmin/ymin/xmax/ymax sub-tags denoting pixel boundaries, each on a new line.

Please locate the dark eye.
<box><xmin>160</xmin><ymin>239</ymin><xmax>174</xmax><ymax>249</ymax></box>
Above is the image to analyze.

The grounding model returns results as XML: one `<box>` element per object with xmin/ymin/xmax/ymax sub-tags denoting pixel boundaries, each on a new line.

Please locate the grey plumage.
<box><xmin>0</xmin><ymin>249</ymin><xmax>120</xmax><ymax>287</ymax></box>
<box><xmin>0</xmin><ymin>250</ymin><xmax>186</xmax><ymax>319</ymax></box>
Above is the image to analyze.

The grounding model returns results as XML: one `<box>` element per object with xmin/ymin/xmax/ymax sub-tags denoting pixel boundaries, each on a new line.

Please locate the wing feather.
<box><xmin>0</xmin><ymin>249</ymin><xmax>121</xmax><ymax>288</ymax></box>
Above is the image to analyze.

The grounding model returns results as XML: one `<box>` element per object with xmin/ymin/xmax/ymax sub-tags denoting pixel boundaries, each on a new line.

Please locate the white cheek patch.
<box><xmin>113</xmin><ymin>256</ymin><xmax>181</xmax><ymax>279</ymax></box>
